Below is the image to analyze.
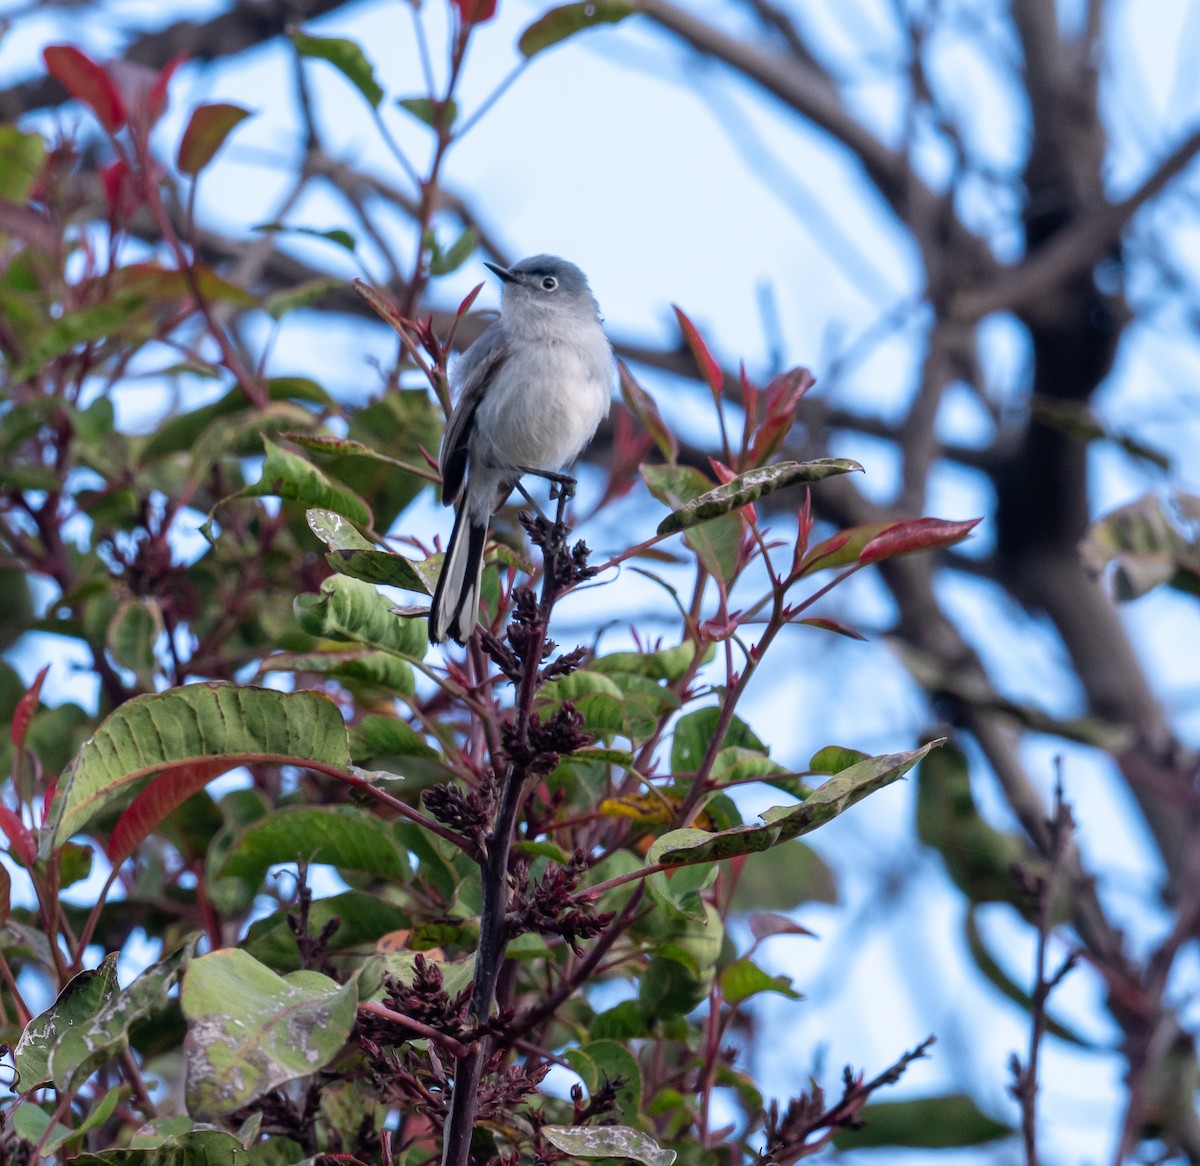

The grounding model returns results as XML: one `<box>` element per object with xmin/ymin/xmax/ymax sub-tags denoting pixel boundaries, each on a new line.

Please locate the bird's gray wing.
<box><xmin>440</xmin><ymin>325</ymin><xmax>509</xmax><ymax>506</ymax></box>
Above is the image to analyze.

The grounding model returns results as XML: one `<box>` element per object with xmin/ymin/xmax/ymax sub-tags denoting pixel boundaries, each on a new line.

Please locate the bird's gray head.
<box><xmin>485</xmin><ymin>255</ymin><xmax>600</xmax><ymax>322</ymax></box>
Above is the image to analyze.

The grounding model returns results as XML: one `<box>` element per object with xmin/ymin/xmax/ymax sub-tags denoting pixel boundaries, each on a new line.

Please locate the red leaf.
<box><xmin>176</xmin><ymin>102</ymin><xmax>252</xmax><ymax>176</ymax></box>
<box><xmin>11</xmin><ymin>664</ymin><xmax>49</xmax><ymax>750</ymax></box>
<box><xmin>599</xmin><ymin>403</ymin><xmax>654</xmax><ymax>507</ymax></box>
<box><xmin>456</xmin><ymin>282</ymin><xmax>484</xmax><ymax>321</ymax></box>
<box><xmin>106</xmin><ymin>759</ymin><xmax>234</xmax><ymax>867</ymax></box>
<box><xmin>42</xmin><ymin>776</ymin><xmax>58</xmax><ymax>825</ymax></box>
<box><xmin>452</xmin><ymin>0</ymin><xmax>498</xmax><ymax>24</ymax></box>
<box><xmin>796</xmin><ymin>616</ymin><xmax>867</xmax><ymax>641</ymax></box>
<box><xmin>100</xmin><ymin>157</ymin><xmax>138</xmax><ymax>221</ymax></box>
<box><xmin>750</xmin><ymin>367</ymin><xmax>816</xmax><ymax>466</ymax></box>
<box><xmin>618</xmin><ymin>361</ymin><xmax>678</xmax><ymax>462</ymax></box>
<box><xmin>740</xmin><ymin>364</ymin><xmax>759</xmax><ymax>455</ymax></box>
<box><xmin>749</xmin><ymin>912</ymin><xmax>817</xmax><ymax>942</ymax></box>
<box><xmin>796</xmin><ymin>521</ymin><xmax>894</xmax><ymax>577</ymax></box>
<box><xmin>859</xmin><ymin>517</ymin><xmax>982</xmax><ymax>565</ymax></box>
<box><xmin>0</xmin><ymin>805</ymin><xmax>36</xmax><ymax>867</ymax></box>
<box><xmin>673</xmin><ymin>305</ymin><xmax>724</xmax><ymax>398</ymax></box>
<box><xmin>43</xmin><ymin>45</ymin><xmax>127</xmax><ymax>133</ymax></box>
<box><xmin>148</xmin><ymin>54</ymin><xmax>187</xmax><ymax>124</ymax></box>
<box><xmin>708</xmin><ymin>457</ymin><xmax>757</xmax><ymax>523</ymax></box>
<box><xmin>700</xmin><ymin>609</ymin><xmax>743</xmax><ymax>641</ymax></box>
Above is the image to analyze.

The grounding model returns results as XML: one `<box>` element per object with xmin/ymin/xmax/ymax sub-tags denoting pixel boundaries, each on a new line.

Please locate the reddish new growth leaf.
<box><xmin>599</xmin><ymin>403</ymin><xmax>655</xmax><ymax>507</ymax></box>
<box><xmin>750</xmin><ymin>367</ymin><xmax>816</xmax><ymax>466</ymax></box>
<box><xmin>859</xmin><ymin>517</ymin><xmax>982</xmax><ymax>565</ymax></box>
<box><xmin>708</xmin><ymin>457</ymin><xmax>757</xmax><ymax>523</ymax></box>
<box><xmin>106</xmin><ymin>758</ymin><xmax>234</xmax><ymax>867</ymax></box>
<box><xmin>673</xmin><ymin>305</ymin><xmax>725</xmax><ymax>398</ymax></box>
<box><xmin>44</xmin><ymin>45</ymin><xmax>127</xmax><ymax>133</ymax></box>
<box><xmin>452</xmin><ymin>0</ymin><xmax>498</xmax><ymax>25</ymax></box>
<box><xmin>456</xmin><ymin>282</ymin><xmax>484</xmax><ymax>322</ymax></box>
<box><xmin>100</xmin><ymin>158</ymin><xmax>138</xmax><ymax>221</ymax></box>
<box><xmin>148</xmin><ymin>54</ymin><xmax>187</xmax><ymax>124</ymax></box>
<box><xmin>618</xmin><ymin>361</ymin><xmax>678</xmax><ymax>462</ymax></box>
<box><xmin>11</xmin><ymin>664</ymin><xmax>49</xmax><ymax>750</ymax></box>
<box><xmin>0</xmin><ymin>805</ymin><xmax>36</xmax><ymax>867</ymax></box>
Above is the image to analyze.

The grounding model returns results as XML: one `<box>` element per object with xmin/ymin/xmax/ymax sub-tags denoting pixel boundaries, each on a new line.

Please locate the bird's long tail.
<box><xmin>430</xmin><ymin>500</ymin><xmax>488</xmax><ymax>645</ymax></box>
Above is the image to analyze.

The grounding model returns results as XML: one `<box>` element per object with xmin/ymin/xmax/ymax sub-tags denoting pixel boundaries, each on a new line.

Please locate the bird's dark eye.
<box><xmin>541</xmin><ymin>276</ymin><xmax>558</xmax><ymax>291</ymax></box>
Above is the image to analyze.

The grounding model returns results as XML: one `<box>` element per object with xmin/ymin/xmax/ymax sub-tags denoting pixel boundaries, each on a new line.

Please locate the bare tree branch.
<box><xmin>0</xmin><ymin>0</ymin><xmax>360</xmax><ymax>122</ymax></box>
<box><xmin>954</xmin><ymin>125</ymin><xmax>1200</xmax><ymax>320</ymax></box>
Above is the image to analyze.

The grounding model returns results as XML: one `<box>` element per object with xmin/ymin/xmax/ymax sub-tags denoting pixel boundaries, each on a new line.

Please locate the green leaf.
<box><xmin>349</xmin><ymin>715</ymin><xmax>442</xmax><ymax>771</ymax></box>
<box><xmin>563</xmin><ymin>1040</ymin><xmax>643</xmax><ymax>1123</ymax></box>
<box><xmin>291</xmin><ymin>31</ymin><xmax>383</xmax><ymax>108</ymax></box>
<box><xmin>140</xmin><ymin>379</ymin><xmax>326</xmax><ymax>463</ymax></box>
<box><xmin>177</xmin><ymin>103</ymin><xmax>252</xmax><ymax>176</ymax></box>
<box><xmin>590</xmin><ymin>640</ymin><xmax>710</xmax><ymax>681</ymax></box>
<box><xmin>650</xmin><ymin>741</ymin><xmax>941</xmax><ymax>865</ymax></box>
<box><xmin>916</xmin><ymin>741</ymin><xmax>1037</xmax><ymax>909</ymax></box>
<box><xmin>51</xmin><ymin>684</ymin><xmax>351</xmax><ymax>846</ymax></box>
<box><xmin>21</xmin><ymin>1083</ymin><xmax>120</xmax><ymax>1153</ymax></box>
<box><xmin>809</xmin><ymin>744</ymin><xmax>869</xmax><ymax>773</ymax></box>
<box><xmin>518</xmin><ymin>1</ymin><xmax>635</xmax><ymax>58</ymax></box>
<box><xmin>227</xmin><ymin>437</ymin><xmax>372</xmax><ymax>528</ymax></box>
<box><xmin>833</xmin><ymin>1093</ymin><xmax>1012</xmax><ymax>1149</ymax></box>
<box><xmin>642</xmin><ymin>463</ymin><xmax>742</xmax><ymax>580</ymax></box>
<box><xmin>429</xmin><ymin>227</ymin><xmax>478</xmax><ymax>275</ymax></box>
<box><xmin>114</xmin><ymin>261</ymin><xmax>257</xmax><ymax>308</ymax></box>
<box><xmin>13</xmin><ymin>954</ymin><xmax>119</xmax><ymax>1088</ymax></box>
<box><xmin>107</xmin><ymin>598</ymin><xmax>163</xmax><ymax>689</ymax></box>
<box><xmin>254</xmin><ymin>221</ymin><xmax>358</xmax><ymax>253</ymax></box>
<box><xmin>245</xmin><ymin>891</ymin><xmax>409</xmax><ymax>972</ymax></box>
<box><xmin>539</xmin><ymin>668</ymin><xmax>678</xmax><ymax>743</ymax></box>
<box><xmin>371</xmin><ymin>951</ymin><xmax>476</xmax><ymax>1001</ymax></box>
<box><xmin>1081</xmin><ymin>493</ymin><xmax>1200</xmax><ymax>602</ymax></box>
<box><xmin>590</xmin><ymin>1000</ymin><xmax>649</xmax><ymax>1040</ymax></box>
<box><xmin>75</xmin><ymin>1128</ymin><xmax>250</xmax><ymax>1164</ymax></box>
<box><xmin>265</xmin><ymin>277</ymin><xmax>344</xmax><ymax>320</ymax></box>
<box><xmin>397</xmin><ymin>96</ymin><xmax>458</xmax><ymax>128</ymax></box>
<box><xmin>181</xmin><ymin>949</ymin><xmax>357</xmax><ymax>1117</ymax></box>
<box><xmin>727</xmin><ymin>840</ymin><xmax>837</xmax><ymax>911</ymax></box>
<box><xmin>0</xmin><ymin>127</ymin><xmax>47</xmax><ymax>203</ymax></box>
<box><xmin>718</xmin><ymin>957</ymin><xmax>801</xmax><ymax>1005</ymax></box>
<box><xmin>257</xmin><ymin>648</ymin><xmax>416</xmax><ymax>695</ymax></box>
<box><xmin>48</xmin><ymin>940</ymin><xmax>195</xmax><ymax>1090</ymax></box>
<box><xmin>542</xmin><ymin>1125</ymin><xmax>674</xmax><ymax>1166</ymax></box>
<box><xmin>217</xmin><ymin>805</ymin><xmax>411</xmax><ymax>883</ymax></box>
<box><xmin>11</xmin><ymin>295</ymin><xmax>151</xmax><ymax>382</ymax></box>
<box><xmin>308</xmin><ymin>507</ymin><xmax>437</xmax><ymax>593</ymax></box>
<box><xmin>657</xmin><ymin>459</ymin><xmax>862</xmax><ymax>535</ymax></box>
<box><xmin>294</xmin><ymin>574</ymin><xmax>428</xmax><ymax>658</ymax></box>
<box><xmin>671</xmin><ymin>707</ymin><xmax>764</xmax><ymax>774</ymax></box>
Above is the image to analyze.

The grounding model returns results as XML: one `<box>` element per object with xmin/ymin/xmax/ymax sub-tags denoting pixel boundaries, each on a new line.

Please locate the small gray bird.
<box><xmin>429</xmin><ymin>255</ymin><xmax>614</xmax><ymax>645</ymax></box>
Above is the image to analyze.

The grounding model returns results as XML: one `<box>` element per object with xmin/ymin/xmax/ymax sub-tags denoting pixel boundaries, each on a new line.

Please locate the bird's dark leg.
<box><xmin>513</xmin><ymin>478</ymin><xmax>551</xmax><ymax>523</ymax></box>
<box><xmin>519</xmin><ymin>466</ymin><xmax>577</xmax><ymax>501</ymax></box>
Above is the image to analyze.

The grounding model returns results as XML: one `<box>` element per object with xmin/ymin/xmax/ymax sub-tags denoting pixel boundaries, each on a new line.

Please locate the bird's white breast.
<box><xmin>472</xmin><ymin>321</ymin><xmax>612</xmax><ymax>472</ymax></box>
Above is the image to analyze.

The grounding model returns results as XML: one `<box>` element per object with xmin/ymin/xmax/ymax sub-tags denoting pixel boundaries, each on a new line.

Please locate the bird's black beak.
<box><xmin>484</xmin><ymin>261</ymin><xmax>518</xmax><ymax>284</ymax></box>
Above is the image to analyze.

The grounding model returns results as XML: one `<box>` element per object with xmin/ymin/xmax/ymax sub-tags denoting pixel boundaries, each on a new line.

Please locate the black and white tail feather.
<box><xmin>428</xmin><ymin>255</ymin><xmax>613</xmax><ymax>645</ymax></box>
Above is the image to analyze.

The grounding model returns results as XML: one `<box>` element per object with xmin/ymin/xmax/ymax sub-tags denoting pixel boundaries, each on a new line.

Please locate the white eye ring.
<box><xmin>541</xmin><ymin>275</ymin><xmax>558</xmax><ymax>291</ymax></box>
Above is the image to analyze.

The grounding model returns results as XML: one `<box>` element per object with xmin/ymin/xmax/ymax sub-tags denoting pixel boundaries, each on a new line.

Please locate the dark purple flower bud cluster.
<box><xmin>507</xmin><ymin>851</ymin><xmax>615</xmax><ymax>955</ymax></box>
